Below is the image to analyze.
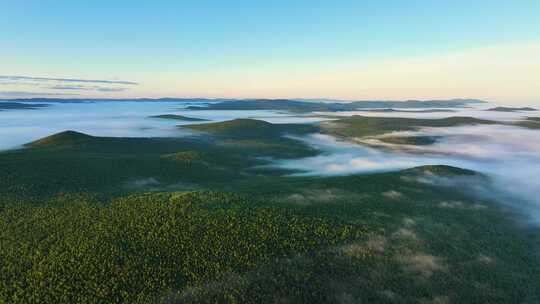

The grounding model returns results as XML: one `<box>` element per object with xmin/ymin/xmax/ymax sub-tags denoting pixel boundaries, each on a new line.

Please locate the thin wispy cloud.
<box><xmin>0</xmin><ymin>91</ymin><xmax>79</xmax><ymax>97</ymax></box>
<box><xmin>0</xmin><ymin>75</ymin><xmax>138</xmax><ymax>85</ymax></box>
<box><xmin>0</xmin><ymin>75</ymin><xmax>137</xmax><ymax>96</ymax></box>
<box><xmin>49</xmin><ymin>85</ymin><xmax>129</xmax><ymax>92</ymax></box>
<box><xmin>49</xmin><ymin>85</ymin><xmax>92</xmax><ymax>91</ymax></box>
<box><xmin>96</xmin><ymin>87</ymin><xmax>129</xmax><ymax>92</ymax></box>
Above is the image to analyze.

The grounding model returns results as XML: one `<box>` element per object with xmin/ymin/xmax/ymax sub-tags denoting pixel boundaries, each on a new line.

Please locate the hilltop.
<box><xmin>404</xmin><ymin>164</ymin><xmax>478</xmax><ymax>176</ymax></box>
<box><xmin>182</xmin><ymin>118</ymin><xmax>317</xmax><ymax>138</ymax></box>
<box><xmin>28</xmin><ymin>130</ymin><xmax>94</xmax><ymax>148</ymax></box>
<box><xmin>487</xmin><ymin>106</ymin><xmax>537</xmax><ymax>112</ymax></box>
<box><xmin>149</xmin><ymin>114</ymin><xmax>208</xmax><ymax>121</ymax></box>
<box><xmin>356</xmin><ymin>108</ymin><xmax>456</xmax><ymax>113</ymax></box>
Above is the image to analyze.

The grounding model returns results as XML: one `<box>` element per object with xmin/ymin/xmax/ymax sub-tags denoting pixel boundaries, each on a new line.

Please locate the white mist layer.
<box><xmin>1</xmin><ymin>100</ymin><xmax>539</xmax><ymax>223</ymax></box>
<box><xmin>315</xmin><ymin>102</ymin><xmax>540</xmax><ymax>122</ymax></box>
<box><xmin>274</xmin><ymin>124</ymin><xmax>540</xmax><ymax>224</ymax></box>
<box><xmin>0</xmin><ymin>101</ymin><xmax>321</xmax><ymax>150</ymax></box>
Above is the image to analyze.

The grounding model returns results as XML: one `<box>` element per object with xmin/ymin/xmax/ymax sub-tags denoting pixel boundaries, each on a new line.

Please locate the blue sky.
<box><xmin>1</xmin><ymin>1</ymin><xmax>539</xmax><ymax>102</ymax></box>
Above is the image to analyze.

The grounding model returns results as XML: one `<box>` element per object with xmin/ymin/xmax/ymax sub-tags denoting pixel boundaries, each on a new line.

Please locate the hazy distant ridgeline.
<box><xmin>185</xmin><ymin>98</ymin><xmax>486</xmax><ymax>112</ymax></box>
<box><xmin>487</xmin><ymin>106</ymin><xmax>538</xmax><ymax>112</ymax></box>
<box><xmin>0</xmin><ymin>97</ymin><xmax>229</xmax><ymax>103</ymax></box>
<box><xmin>0</xmin><ymin>101</ymin><xmax>49</xmax><ymax>110</ymax></box>
<box><xmin>1</xmin><ymin>98</ymin><xmax>486</xmax><ymax>113</ymax></box>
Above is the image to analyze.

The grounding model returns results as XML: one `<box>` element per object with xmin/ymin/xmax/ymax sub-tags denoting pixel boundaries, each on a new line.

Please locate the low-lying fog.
<box><xmin>1</xmin><ymin>100</ymin><xmax>539</xmax><ymax>223</ymax></box>
<box><xmin>0</xmin><ymin>101</ymin><xmax>319</xmax><ymax>150</ymax></box>
<box><xmin>316</xmin><ymin>109</ymin><xmax>523</xmax><ymax>121</ymax></box>
<box><xmin>275</xmin><ymin>123</ymin><xmax>540</xmax><ymax>224</ymax></box>
<box><xmin>315</xmin><ymin>102</ymin><xmax>540</xmax><ymax>122</ymax></box>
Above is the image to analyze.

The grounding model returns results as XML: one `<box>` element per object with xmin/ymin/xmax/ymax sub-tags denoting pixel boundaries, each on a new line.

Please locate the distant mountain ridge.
<box><xmin>487</xmin><ymin>106</ymin><xmax>537</xmax><ymax>112</ymax></box>
<box><xmin>0</xmin><ymin>102</ymin><xmax>49</xmax><ymax>110</ymax></box>
<box><xmin>0</xmin><ymin>97</ymin><xmax>232</xmax><ymax>103</ymax></box>
<box><xmin>186</xmin><ymin>98</ymin><xmax>486</xmax><ymax>112</ymax></box>
<box><xmin>1</xmin><ymin>98</ymin><xmax>487</xmax><ymax>113</ymax></box>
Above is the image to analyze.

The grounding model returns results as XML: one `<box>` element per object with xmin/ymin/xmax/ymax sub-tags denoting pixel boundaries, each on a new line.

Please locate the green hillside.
<box><xmin>1</xmin><ymin>117</ymin><xmax>539</xmax><ymax>303</ymax></box>
<box><xmin>0</xmin><ymin>128</ymin><xmax>315</xmax><ymax>196</ymax></box>
<box><xmin>182</xmin><ymin>119</ymin><xmax>318</xmax><ymax>158</ymax></box>
<box><xmin>183</xmin><ymin>118</ymin><xmax>317</xmax><ymax>138</ymax></box>
<box><xmin>28</xmin><ymin>130</ymin><xmax>94</xmax><ymax>148</ymax></box>
<box><xmin>1</xmin><ymin>165</ymin><xmax>538</xmax><ymax>303</ymax></box>
<box><xmin>322</xmin><ymin>116</ymin><xmax>496</xmax><ymax>138</ymax></box>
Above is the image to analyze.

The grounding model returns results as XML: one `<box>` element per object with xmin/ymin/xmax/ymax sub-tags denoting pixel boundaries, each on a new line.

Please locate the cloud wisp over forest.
<box><xmin>274</xmin><ymin>124</ymin><xmax>540</xmax><ymax>225</ymax></box>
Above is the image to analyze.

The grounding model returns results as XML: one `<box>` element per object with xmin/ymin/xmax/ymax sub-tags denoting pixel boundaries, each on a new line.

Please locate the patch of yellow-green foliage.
<box><xmin>0</xmin><ymin>192</ymin><xmax>363</xmax><ymax>303</ymax></box>
<box><xmin>161</xmin><ymin>150</ymin><xmax>204</xmax><ymax>165</ymax></box>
